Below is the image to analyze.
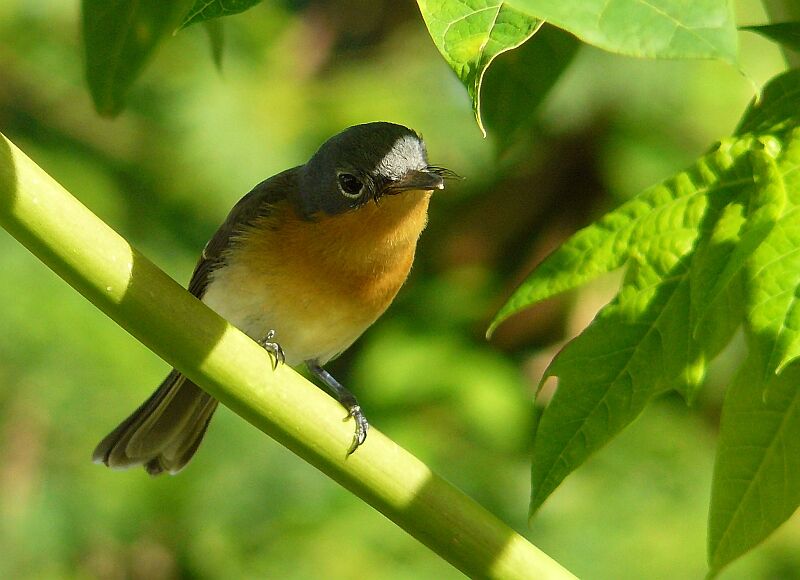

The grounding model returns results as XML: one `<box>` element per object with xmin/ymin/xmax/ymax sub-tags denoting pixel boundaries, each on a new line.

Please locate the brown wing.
<box><xmin>93</xmin><ymin>168</ymin><xmax>302</xmax><ymax>476</ymax></box>
<box><xmin>188</xmin><ymin>167</ymin><xmax>300</xmax><ymax>298</ymax></box>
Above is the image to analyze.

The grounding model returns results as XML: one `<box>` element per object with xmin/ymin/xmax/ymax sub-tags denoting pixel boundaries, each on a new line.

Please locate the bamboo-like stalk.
<box><xmin>0</xmin><ymin>133</ymin><xmax>574</xmax><ymax>580</ymax></box>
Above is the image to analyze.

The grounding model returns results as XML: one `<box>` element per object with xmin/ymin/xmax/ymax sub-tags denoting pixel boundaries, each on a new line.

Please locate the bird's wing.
<box><xmin>188</xmin><ymin>167</ymin><xmax>300</xmax><ymax>298</ymax></box>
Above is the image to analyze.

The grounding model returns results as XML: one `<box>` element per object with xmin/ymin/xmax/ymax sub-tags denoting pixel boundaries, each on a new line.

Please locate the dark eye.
<box><xmin>337</xmin><ymin>172</ymin><xmax>363</xmax><ymax>198</ymax></box>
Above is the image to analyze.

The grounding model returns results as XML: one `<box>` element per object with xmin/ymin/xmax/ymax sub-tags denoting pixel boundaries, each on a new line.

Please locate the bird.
<box><xmin>93</xmin><ymin>122</ymin><xmax>451</xmax><ymax>475</ymax></box>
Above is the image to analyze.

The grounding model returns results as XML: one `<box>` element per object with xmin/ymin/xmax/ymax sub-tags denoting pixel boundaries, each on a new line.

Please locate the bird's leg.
<box><xmin>306</xmin><ymin>360</ymin><xmax>369</xmax><ymax>455</ymax></box>
<box><xmin>258</xmin><ymin>329</ymin><xmax>285</xmax><ymax>370</ymax></box>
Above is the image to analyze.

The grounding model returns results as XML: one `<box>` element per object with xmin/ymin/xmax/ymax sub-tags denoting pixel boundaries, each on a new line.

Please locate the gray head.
<box><xmin>296</xmin><ymin>122</ymin><xmax>447</xmax><ymax>216</ymax></box>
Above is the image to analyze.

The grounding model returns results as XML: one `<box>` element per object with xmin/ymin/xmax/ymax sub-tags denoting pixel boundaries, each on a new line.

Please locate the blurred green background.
<box><xmin>0</xmin><ymin>1</ymin><xmax>798</xmax><ymax>578</ymax></box>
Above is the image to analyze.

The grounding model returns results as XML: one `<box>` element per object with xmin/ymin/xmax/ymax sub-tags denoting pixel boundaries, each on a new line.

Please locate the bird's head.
<box><xmin>296</xmin><ymin>122</ymin><xmax>452</xmax><ymax>217</ymax></box>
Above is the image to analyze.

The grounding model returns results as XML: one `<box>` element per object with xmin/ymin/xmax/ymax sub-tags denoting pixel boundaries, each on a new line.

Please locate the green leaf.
<box><xmin>688</xmin><ymin>145</ymin><xmax>784</xmax><ymax>342</ymax></box>
<box><xmin>492</xmin><ymin>71</ymin><xmax>800</xmax><ymax>576</ymax></box>
<box><xmin>419</xmin><ymin>0</ymin><xmax>738</xmax><ymax>135</ymax></box>
<box><xmin>181</xmin><ymin>0</ymin><xmax>263</xmax><ymax>29</ymax></box>
<box><xmin>482</xmin><ymin>24</ymin><xmax>580</xmax><ymax>154</ymax></box>
<box><xmin>528</xmin><ymin>141</ymin><xmax>754</xmax><ymax>515</ymax></box>
<box><xmin>487</xmin><ymin>138</ymin><xmax>750</xmax><ymax>337</ymax></box>
<box><xmin>736</xmin><ymin>70</ymin><xmax>800</xmax><ymax>136</ymax></box>
<box><xmin>742</xmin><ymin>132</ymin><xmax>800</xmax><ymax>376</ymax></box>
<box><xmin>708</xmin><ymin>350</ymin><xmax>800</xmax><ymax>575</ymax></box>
<box><xmin>417</xmin><ymin>0</ymin><xmax>542</xmax><ymax>135</ymax></box>
<box><xmin>506</xmin><ymin>0</ymin><xmax>738</xmax><ymax>62</ymax></box>
<box><xmin>82</xmin><ymin>0</ymin><xmax>195</xmax><ymax>116</ymax></box>
<box><xmin>742</xmin><ymin>22</ymin><xmax>800</xmax><ymax>53</ymax></box>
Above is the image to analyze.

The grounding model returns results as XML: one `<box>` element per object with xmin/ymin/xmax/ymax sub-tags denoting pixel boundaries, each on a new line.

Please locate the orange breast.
<box><xmin>205</xmin><ymin>190</ymin><xmax>432</xmax><ymax>364</ymax></box>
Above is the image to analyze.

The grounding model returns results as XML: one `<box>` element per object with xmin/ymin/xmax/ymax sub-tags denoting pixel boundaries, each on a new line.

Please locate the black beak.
<box><xmin>388</xmin><ymin>169</ymin><xmax>445</xmax><ymax>193</ymax></box>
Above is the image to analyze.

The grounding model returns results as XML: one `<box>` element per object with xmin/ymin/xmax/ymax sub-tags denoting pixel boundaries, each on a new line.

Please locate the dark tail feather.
<box><xmin>93</xmin><ymin>370</ymin><xmax>218</xmax><ymax>475</ymax></box>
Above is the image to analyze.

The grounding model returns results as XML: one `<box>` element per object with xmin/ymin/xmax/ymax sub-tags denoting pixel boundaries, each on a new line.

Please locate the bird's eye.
<box><xmin>337</xmin><ymin>173</ymin><xmax>363</xmax><ymax>198</ymax></box>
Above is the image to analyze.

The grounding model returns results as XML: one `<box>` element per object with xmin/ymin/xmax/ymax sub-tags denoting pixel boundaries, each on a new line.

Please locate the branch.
<box><xmin>0</xmin><ymin>133</ymin><xmax>574</xmax><ymax>579</ymax></box>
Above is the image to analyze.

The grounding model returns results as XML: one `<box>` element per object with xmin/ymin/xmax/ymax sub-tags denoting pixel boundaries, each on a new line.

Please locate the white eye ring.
<box><xmin>337</xmin><ymin>172</ymin><xmax>364</xmax><ymax>198</ymax></box>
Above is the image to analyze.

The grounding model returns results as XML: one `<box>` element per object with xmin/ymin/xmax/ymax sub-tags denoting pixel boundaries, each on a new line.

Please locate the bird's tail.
<box><xmin>93</xmin><ymin>370</ymin><xmax>218</xmax><ymax>475</ymax></box>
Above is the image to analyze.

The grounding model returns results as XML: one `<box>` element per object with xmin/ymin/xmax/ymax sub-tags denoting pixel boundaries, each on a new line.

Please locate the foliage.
<box><xmin>2</xmin><ymin>0</ymin><xmax>800</xmax><ymax>577</ymax></box>
<box><xmin>491</xmin><ymin>69</ymin><xmax>800</xmax><ymax>574</ymax></box>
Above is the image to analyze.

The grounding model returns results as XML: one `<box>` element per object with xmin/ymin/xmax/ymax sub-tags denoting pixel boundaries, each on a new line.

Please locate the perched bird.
<box><xmin>93</xmin><ymin>122</ymin><xmax>450</xmax><ymax>475</ymax></box>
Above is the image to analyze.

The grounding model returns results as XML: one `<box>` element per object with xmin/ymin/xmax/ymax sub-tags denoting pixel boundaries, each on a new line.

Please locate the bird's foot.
<box><xmin>306</xmin><ymin>360</ymin><xmax>369</xmax><ymax>455</ymax></box>
<box><xmin>258</xmin><ymin>329</ymin><xmax>285</xmax><ymax>370</ymax></box>
<box><xmin>346</xmin><ymin>405</ymin><xmax>369</xmax><ymax>456</ymax></box>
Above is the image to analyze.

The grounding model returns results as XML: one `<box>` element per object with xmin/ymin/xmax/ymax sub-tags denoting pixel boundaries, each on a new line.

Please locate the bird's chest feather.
<box><xmin>202</xmin><ymin>190</ymin><xmax>431</xmax><ymax>364</ymax></box>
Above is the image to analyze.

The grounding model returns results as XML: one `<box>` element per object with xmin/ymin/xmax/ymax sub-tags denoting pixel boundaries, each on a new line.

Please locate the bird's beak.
<box><xmin>389</xmin><ymin>169</ymin><xmax>445</xmax><ymax>193</ymax></box>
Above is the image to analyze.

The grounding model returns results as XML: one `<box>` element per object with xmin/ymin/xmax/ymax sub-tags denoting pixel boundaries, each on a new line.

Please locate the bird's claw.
<box><xmin>258</xmin><ymin>329</ymin><xmax>285</xmax><ymax>370</ymax></box>
<box><xmin>345</xmin><ymin>405</ymin><xmax>369</xmax><ymax>456</ymax></box>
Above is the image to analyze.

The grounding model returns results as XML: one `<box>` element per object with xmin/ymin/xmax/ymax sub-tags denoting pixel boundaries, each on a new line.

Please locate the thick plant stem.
<box><xmin>0</xmin><ymin>134</ymin><xmax>574</xmax><ymax>580</ymax></box>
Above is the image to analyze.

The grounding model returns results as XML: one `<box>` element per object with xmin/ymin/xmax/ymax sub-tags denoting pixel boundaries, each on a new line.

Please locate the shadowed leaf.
<box><xmin>204</xmin><ymin>18</ymin><xmax>225</xmax><ymax>71</ymax></box>
<box><xmin>181</xmin><ymin>0</ymin><xmax>263</xmax><ymax>28</ymax></box>
<box><xmin>482</xmin><ymin>24</ymin><xmax>580</xmax><ymax>154</ymax></box>
<box><xmin>82</xmin><ymin>0</ymin><xmax>195</xmax><ymax>116</ymax></box>
<box><xmin>742</xmin><ymin>22</ymin><xmax>800</xmax><ymax>53</ymax></box>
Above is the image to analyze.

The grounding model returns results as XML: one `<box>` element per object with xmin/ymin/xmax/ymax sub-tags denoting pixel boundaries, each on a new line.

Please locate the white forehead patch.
<box><xmin>375</xmin><ymin>134</ymin><xmax>427</xmax><ymax>179</ymax></box>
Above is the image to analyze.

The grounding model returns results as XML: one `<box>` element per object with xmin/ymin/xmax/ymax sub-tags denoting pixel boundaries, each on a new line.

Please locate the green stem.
<box><xmin>0</xmin><ymin>133</ymin><xmax>574</xmax><ymax>580</ymax></box>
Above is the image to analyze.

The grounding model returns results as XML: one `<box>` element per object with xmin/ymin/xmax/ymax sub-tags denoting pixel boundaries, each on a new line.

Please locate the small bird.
<box><xmin>93</xmin><ymin>122</ymin><xmax>450</xmax><ymax>475</ymax></box>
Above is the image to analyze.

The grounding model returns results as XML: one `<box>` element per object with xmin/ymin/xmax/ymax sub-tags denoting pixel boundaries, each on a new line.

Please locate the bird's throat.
<box><xmin>321</xmin><ymin>189</ymin><xmax>432</xmax><ymax>272</ymax></box>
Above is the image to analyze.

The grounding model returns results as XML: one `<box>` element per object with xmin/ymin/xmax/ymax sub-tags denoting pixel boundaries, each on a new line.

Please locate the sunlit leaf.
<box><xmin>417</xmin><ymin>0</ymin><xmax>542</xmax><ymax>135</ymax></box>
<box><xmin>487</xmin><ymin>140</ymin><xmax>752</xmax><ymax>337</ymax></box>
<box><xmin>487</xmin><ymin>69</ymin><xmax>800</xmax><ymax>575</ymax></box>
<box><xmin>507</xmin><ymin>0</ymin><xmax>738</xmax><ymax>62</ymax></box>
<box><xmin>528</xmin><ymin>138</ymin><xmax>753</xmax><ymax>515</ymax></box>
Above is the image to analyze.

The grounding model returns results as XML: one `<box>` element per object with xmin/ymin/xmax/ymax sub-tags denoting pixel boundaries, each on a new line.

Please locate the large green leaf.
<box><xmin>528</xmin><ymin>138</ymin><xmax>754</xmax><ymax>515</ymax></box>
<box><xmin>507</xmin><ymin>0</ymin><xmax>738</xmax><ymax>62</ymax></box>
<box><xmin>82</xmin><ymin>0</ymin><xmax>195</xmax><ymax>116</ymax></box>
<box><xmin>418</xmin><ymin>1</ymin><xmax>738</xmax><ymax>135</ymax></box>
<box><xmin>417</xmin><ymin>0</ymin><xmax>542</xmax><ymax>134</ymax></box>
<box><xmin>488</xmin><ymin>69</ymin><xmax>800</xmax><ymax>574</ymax></box>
